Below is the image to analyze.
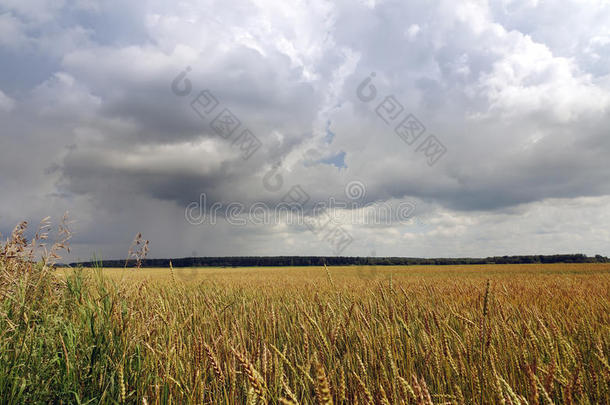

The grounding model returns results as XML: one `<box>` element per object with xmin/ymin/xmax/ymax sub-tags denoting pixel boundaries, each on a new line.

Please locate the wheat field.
<box><xmin>1</xmin><ymin>223</ymin><xmax>609</xmax><ymax>404</ymax></box>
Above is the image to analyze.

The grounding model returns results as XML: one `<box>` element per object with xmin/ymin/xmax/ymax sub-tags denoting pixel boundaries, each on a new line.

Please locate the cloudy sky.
<box><xmin>1</xmin><ymin>0</ymin><xmax>610</xmax><ymax>261</ymax></box>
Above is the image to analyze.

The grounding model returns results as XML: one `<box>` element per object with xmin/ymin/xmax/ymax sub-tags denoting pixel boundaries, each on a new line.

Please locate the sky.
<box><xmin>1</xmin><ymin>0</ymin><xmax>610</xmax><ymax>261</ymax></box>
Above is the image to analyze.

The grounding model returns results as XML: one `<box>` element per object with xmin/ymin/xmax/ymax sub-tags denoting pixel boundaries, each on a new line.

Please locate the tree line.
<box><xmin>70</xmin><ymin>253</ymin><xmax>609</xmax><ymax>268</ymax></box>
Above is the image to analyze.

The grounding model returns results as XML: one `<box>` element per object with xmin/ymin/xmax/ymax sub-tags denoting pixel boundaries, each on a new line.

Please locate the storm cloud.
<box><xmin>1</xmin><ymin>0</ymin><xmax>610</xmax><ymax>260</ymax></box>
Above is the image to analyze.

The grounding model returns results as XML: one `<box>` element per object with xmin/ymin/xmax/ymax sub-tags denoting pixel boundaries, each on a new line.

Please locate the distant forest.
<box><xmin>70</xmin><ymin>254</ymin><xmax>609</xmax><ymax>268</ymax></box>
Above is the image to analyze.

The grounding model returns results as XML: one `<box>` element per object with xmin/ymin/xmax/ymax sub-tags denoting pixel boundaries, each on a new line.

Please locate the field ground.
<box><xmin>3</xmin><ymin>262</ymin><xmax>609</xmax><ymax>404</ymax></box>
<box><xmin>65</xmin><ymin>262</ymin><xmax>610</xmax><ymax>284</ymax></box>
